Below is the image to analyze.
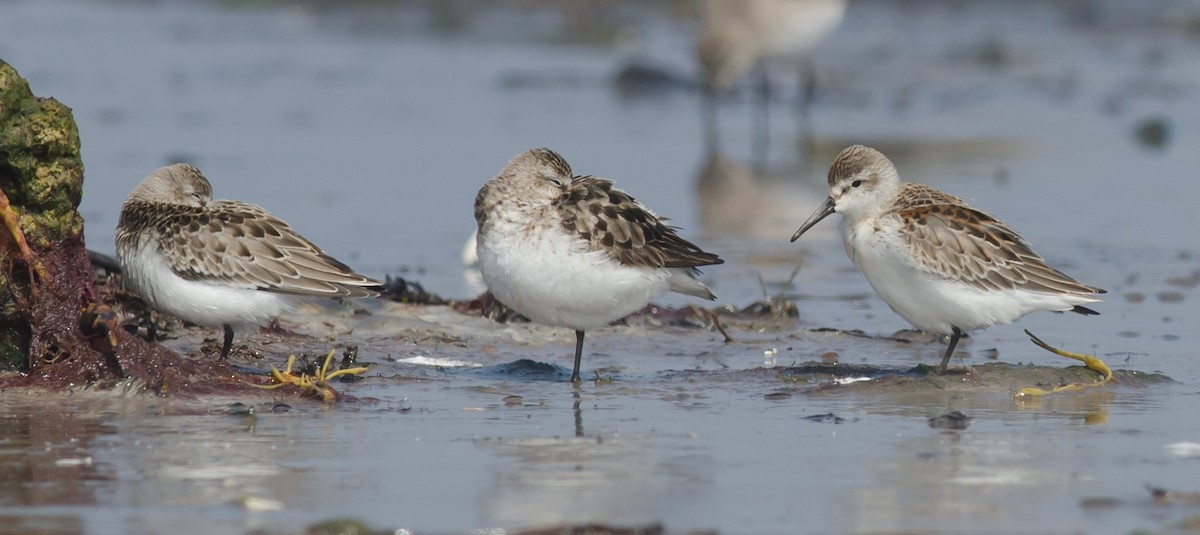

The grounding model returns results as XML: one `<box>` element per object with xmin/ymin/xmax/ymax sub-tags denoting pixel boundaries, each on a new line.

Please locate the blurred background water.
<box><xmin>4</xmin><ymin>1</ymin><xmax>1200</xmax><ymax>533</ymax></box>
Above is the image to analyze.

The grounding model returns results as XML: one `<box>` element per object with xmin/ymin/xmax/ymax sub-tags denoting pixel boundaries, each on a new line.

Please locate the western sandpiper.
<box><xmin>790</xmin><ymin>145</ymin><xmax>1105</xmax><ymax>373</ymax></box>
<box><xmin>116</xmin><ymin>163</ymin><xmax>383</xmax><ymax>359</ymax></box>
<box><xmin>474</xmin><ymin>148</ymin><xmax>723</xmax><ymax>382</ymax></box>
<box><xmin>696</xmin><ymin>0</ymin><xmax>846</xmax><ymax>95</ymax></box>
<box><xmin>696</xmin><ymin>0</ymin><xmax>846</xmax><ymax>155</ymax></box>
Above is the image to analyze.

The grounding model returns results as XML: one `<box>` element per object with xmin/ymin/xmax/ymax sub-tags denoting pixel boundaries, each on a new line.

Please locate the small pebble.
<box><xmin>1079</xmin><ymin>497</ymin><xmax>1121</xmax><ymax>509</ymax></box>
<box><xmin>233</xmin><ymin>496</ymin><xmax>284</xmax><ymax>512</ymax></box>
<box><xmin>802</xmin><ymin>413</ymin><xmax>846</xmax><ymax>424</ymax></box>
<box><xmin>928</xmin><ymin>410</ymin><xmax>972</xmax><ymax>430</ymax></box>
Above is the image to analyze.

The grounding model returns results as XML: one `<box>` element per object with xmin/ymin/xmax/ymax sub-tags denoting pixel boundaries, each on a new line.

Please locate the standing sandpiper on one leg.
<box><xmin>116</xmin><ymin>164</ymin><xmax>383</xmax><ymax>359</ymax></box>
<box><xmin>790</xmin><ymin>145</ymin><xmax>1105</xmax><ymax>373</ymax></box>
<box><xmin>474</xmin><ymin>148</ymin><xmax>723</xmax><ymax>382</ymax></box>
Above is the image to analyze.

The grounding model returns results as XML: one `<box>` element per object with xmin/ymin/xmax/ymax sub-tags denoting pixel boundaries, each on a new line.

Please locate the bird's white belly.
<box><xmin>843</xmin><ymin>222</ymin><xmax>1074</xmax><ymax>335</ymax></box>
<box><xmin>120</xmin><ymin>240</ymin><xmax>299</xmax><ymax>328</ymax></box>
<box><xmin>477</xmin><ymin>223</ymin><xmax>671</xmax><ymax>330</ymax></box>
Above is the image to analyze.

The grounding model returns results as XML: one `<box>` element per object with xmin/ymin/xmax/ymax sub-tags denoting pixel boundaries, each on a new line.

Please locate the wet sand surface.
<box><xmin>3</xmin><ymin>0</ymin><xmax>1200</xmax><ymax>533</ymax></box>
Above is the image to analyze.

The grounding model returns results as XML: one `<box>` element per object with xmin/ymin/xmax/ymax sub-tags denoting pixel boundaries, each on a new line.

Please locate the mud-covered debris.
<box><xmin>802</xmin><ymin>412</ymin><xmax>851</xmax><ymax>424</ymax></box>
<box><xmin>1158</xmin><ymin>290</ymin><xmax>1186</xmax><ymax>303</ymax></box>
<box><xmin>379</xmin><ymin>274</ymin><xmax>446</xmax><ymax>305</ymax></box>
<box><xmin>1078</xmin><ymin>496</ymin><xmax>1122</xmax><ymax>509</ymax></box>
<box><xmin>613</xmin><ymin>61</ymin><xmax>701</xmax><ymax>96</ymax></box>
<box><xmin>1133</xmin><ymin>115</ymin><xmax>1171</xmax><ymax>149</ymax></box>
<box><xmin>90</xmin><ymin>270</ymin><xmax>179</xmax><ymax>343</ymax></box>
<box><xmin>627</xmin><ymin>303</ymin><xmax>712</xmax><ymax>328</ymax></box>
<box><xmin>340</xmin><ymin>345</ymin><xmax>359</xmax><ymax>371</ymax></box>
<box><xmin>226</xmin><ymin>403</ymin><xmax>254</xmax><ymax>416</ymax></box>
<box><xmin>454</xmin><ymin>291</ymin><xmax>529</xmax><ymax>323</ymax></box>
<box><xmin>1150</xmin><ymin>485</ymin><xmax>1200</xmax><ymax>506</ymax></box>
<box><xmin>928</xmin><ymin>410</ymin><xmax>973</xmax><ymax>430</ymax></box>
<box><xmin>87</xmin><ymin>249</ymin><xmax>122</xmax><ymax>278</ymax></box>
<box><xmin>808</xmin><ymin>327</ymin><xmax>920</xmax><ymax>344</ymax></box>
<box><xmin>80</xmin><ymin>302</ymin><xmax>121</xmax><ymax>350</ymax></box>
<box><xmin>485</xmin><ymin>359</ymin><xmax>561</xmax><ymax>378</ymax></box>
<box><xmin>305</xmin><ymin>518</ymin><xmax>382</xmax><ymax>535</ymax></box>
<box><xmin>1166</xmin><ymin>269</ymin><xmax>1200</xmax><ymax>288</ymax></box>
<box><xmin>232</xmin><ymin>495</ymin><xmax>283</xmax><ymax>512</ymax></box>
<box><xmin>779</xmin><ymin>363</ymin><xmax>894</xmax><ymax>380</ymax></box>
<box><xmin>737</xmin><ymin>296</ymin><xmax>799</xmax><ymax>318</ymax></box>
<box><xmin>512</xmin><ymin>523</ymin><xmax>683</xmax><ymax>535</ymax></box>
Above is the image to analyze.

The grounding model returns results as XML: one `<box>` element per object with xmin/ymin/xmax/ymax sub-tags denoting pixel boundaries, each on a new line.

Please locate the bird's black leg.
<box><xmin>937</xmin><ymin>326</ymin><xmax>963</xmax><ymax>374</ymax></box>
<box><xmin>701</xmin><ymin>85</ymin><xmax>721</xmax><ymax>154</ymax></box>
<box><xmin>145</xmin><ymin>311</ymin><xmax>158</xmax><ymax>342</ymax></box>
<box><xmin>220</xmin><ymin>324</ymin><xmax>235</xmax><ymax>360</ymax></box>
<box><xmin>571</xmin><ymin>330</ymin><xmax>586</xmax><ymax>382</ymax></box>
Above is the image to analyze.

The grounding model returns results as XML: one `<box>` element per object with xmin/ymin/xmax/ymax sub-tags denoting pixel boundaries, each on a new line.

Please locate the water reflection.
<box><xmin>849</xmin><ymin>430</ymin><xmax>1042</xmax><ymax>532</ymax></box>
<box><xmin>481</xmin><ymin>390</ymin><xmax>713</xmax><ymax>527</ymax></box>
<box><xmin>694</xmin><ymin>150</ymin><xmax>828</xmax><ymax>240</ymax></box>
<box><xmin>573</xmin><ymin>388</ymin><xmax>584</xmax><ymax>438</ymax></box>
<box><xmin>0</xmin><ymin>400</ymin><xmax>108</xmax><ymax>511</ymax></box>
<box><xmin>1014</xmin><ymin>388</ymin><xmax>1115</xmax><ymax>425</ymax></box>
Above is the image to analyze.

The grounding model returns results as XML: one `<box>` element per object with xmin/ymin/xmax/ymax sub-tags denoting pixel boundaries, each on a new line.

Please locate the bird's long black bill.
<box><xmin>790</xmin><ymin>197</ymin><xmax>836</xmax><ymax>242</ymax></box>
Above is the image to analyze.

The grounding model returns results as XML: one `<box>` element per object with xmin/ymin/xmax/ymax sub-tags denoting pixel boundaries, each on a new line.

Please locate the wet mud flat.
<box><xmin>2</xmin><ymin>297</ymin><xmax>1192</xmax><ymax>535</ymax></box>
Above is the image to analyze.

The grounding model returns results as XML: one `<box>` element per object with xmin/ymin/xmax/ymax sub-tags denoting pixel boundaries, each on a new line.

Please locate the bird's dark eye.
<box><xmin>851</xmin><ymin>180</ymin><xmax>863</xmax><ymax>188</ymax></box>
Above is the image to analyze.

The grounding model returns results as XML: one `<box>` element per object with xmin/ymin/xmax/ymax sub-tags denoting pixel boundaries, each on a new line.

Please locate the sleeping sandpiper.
<box><xmin>474</xmin><ymin>148</ymin><xmax>723</xmax><ymax>382</ymax></box>
<box><xmin>116</xmin><ymin>164</ymin><xmax>383</xmax><ymax>358</ymax></box>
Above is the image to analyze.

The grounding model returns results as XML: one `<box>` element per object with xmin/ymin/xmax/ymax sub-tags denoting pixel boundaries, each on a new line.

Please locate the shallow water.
<box><xmin>3</xmin><ymin>0</ymin><xmax>1200</xmax><ymax>533</ymax></box>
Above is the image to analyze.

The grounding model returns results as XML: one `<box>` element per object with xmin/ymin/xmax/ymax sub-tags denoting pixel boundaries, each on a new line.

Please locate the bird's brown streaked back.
<box><xmin>558</xmin><ymin>176</ymin><xmax>723</xmax><ymax>269</ymax></box>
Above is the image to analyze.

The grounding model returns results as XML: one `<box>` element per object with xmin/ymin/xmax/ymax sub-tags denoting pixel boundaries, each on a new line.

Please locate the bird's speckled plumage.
<box><xmin>116</xmin><ymin>163</ymin><xmax>382</xmax><ymax>357</ymax></box>
<box><xmin>891</xmin><ymin>183</ymin><xmax>1103</xmax><ymax>297</ymax></box>
<box><xmin>792</xmin><ymin>144</ymin><xmax>1104</xmax><ymax>372</ymax></box>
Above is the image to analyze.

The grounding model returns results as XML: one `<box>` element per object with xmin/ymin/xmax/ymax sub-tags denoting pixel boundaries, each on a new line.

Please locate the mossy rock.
<box><xmin>0</xmin><ymin>59</ymin><xmax>85</xmax><ymax>248</ymax></box>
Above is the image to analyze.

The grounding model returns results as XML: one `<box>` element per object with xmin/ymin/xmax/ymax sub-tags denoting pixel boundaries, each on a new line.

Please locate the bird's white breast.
<box><xmin>476</xmin><ymin>215</ymin><xmax>673</xmax><ymax>331</ymax></box>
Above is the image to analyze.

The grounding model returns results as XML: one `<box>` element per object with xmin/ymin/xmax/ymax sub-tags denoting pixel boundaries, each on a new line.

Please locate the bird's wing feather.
<box><xmin>153</xmin><ymin>200</ymin><xmax>381</xmax><ymax>297</ymax></box>
<box><xmin>894</xmin><ymin>197</ymin><xmax>1102</xmax><ymax>297</ymax></box>
<box><xmin>557</xmin><ymin>176</ymin><xmax>722</xmax><ymax>269</ymax></box>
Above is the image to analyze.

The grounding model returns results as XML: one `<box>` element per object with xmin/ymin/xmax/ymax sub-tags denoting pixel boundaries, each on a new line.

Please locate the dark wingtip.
<box><xmin>1071</xmin><ymin>305</ymin><xmax>1101</xmax><ymax>316</ymax></box>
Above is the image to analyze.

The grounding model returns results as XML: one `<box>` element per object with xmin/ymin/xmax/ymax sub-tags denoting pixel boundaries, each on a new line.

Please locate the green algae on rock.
<box><xmin>0</xmin><ymin>60</ymin><xmax>85</xmax><ymax>249</ymax></box>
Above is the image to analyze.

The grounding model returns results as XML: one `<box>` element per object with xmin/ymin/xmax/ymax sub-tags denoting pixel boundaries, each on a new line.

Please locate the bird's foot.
<box><xmin>1015</xmin><ymin>329</ymin><xmax>1112</xmax><ymax>398</ymax></box>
